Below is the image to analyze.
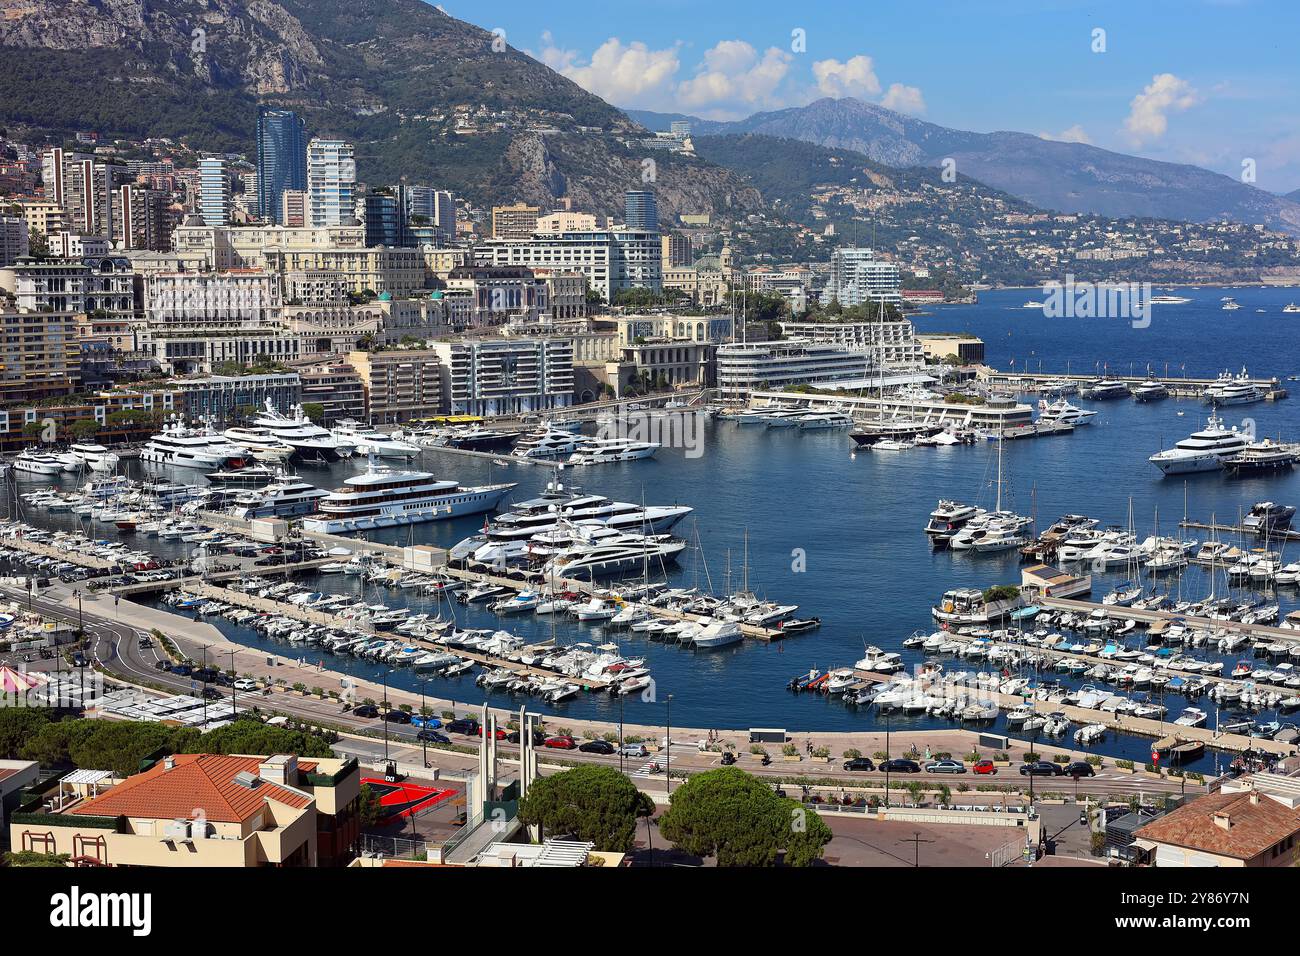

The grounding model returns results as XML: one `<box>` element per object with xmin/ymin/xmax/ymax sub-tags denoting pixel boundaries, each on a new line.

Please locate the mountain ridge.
<box><xmin>631</xmin><ymin>99</ymin><xmax>1300</xmax><ymax>236</ymax></box>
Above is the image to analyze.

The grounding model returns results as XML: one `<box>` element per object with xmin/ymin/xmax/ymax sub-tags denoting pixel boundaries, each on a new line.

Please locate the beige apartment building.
<box><xmin>492</xmin><ymin>202</ymin><xmax>540</xmax><ymax>240</ymax></box>
<box><xmin>9</xmin><ymin>753</ymin><xmax>361</xmax><ymax>868</ymax></box>
<box><xmin>347</xmin><ymin>347</ymin><xmax>444</xmax><ymax>424</ymax></box>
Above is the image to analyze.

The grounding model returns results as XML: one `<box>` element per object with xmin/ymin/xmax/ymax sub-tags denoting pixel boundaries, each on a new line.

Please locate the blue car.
<box><xmin>411</xmin><ymin>715</ymin><xmax>442</xmax><ymax>730</ymax></box>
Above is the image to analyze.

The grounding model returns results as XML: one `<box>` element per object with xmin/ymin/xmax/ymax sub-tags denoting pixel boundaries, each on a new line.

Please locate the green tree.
<box><xmin>68</xmin><ymin>419</ymin><xmax>101</xmax><ymax>440</ymax></box>
<box><xmin>518</xmin><ymin>765</ymin><xmax>654</xmax><ymax>853</ymax></box>
<box><xmin>657</xmin><ymin>767</ymin><xmax>832</xmax><ymax>867</ymax></box>
<box><xmin>301</xmin><ymin>403</ymin><xmax>325</xmax><ymax>425</ymax></box>
<box><xmin>0</xmin><ymin>709</ymin><xmax>52</xmax><ymax>759</ymax></box>
<box><xmin>359</xmin><ymin>784</ymin><xmax>383</xmax><ymax>827</ymax></box>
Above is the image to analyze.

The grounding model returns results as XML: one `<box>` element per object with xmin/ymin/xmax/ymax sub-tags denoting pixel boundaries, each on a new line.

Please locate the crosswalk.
<box><xmin>632</xmin><ymin>759</ymin><xmax>661</xmax><ymax>779</ymax></box>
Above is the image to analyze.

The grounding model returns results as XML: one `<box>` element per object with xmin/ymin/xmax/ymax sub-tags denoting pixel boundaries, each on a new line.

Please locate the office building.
<box><xmin>198</xmin><ymin>157</ymin><xmax>231</xmax><ymax>227</ymax></box>
<box><xmin>306</xmin><ymin>139</ymin><xmax>357</xmax><ymax>228</ymax></box>
<box><xmin>255</xmin><ymin>107</ymin><xmax>307</xmax><ymax>224</ymax></box>
<box><xmin>624</xmin><ymin>190</ymin><xmax>659</xmax><ymax>231</ymax></box>
<box><xmin>362</xmin><ymin>191</ymin><xmax>405</xmax><ymax>248</ymax></box>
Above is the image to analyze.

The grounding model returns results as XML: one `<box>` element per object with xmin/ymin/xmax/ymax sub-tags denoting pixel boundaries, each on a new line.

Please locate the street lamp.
<box><xmin>665</xmin><ymin>694</ymin><xmax>674</xmax><ymax>794</ymax></box>
<box><xmin>381</xmin><ymin>669</ymin><xmax>394</xmax><ymax>763</ymax></box>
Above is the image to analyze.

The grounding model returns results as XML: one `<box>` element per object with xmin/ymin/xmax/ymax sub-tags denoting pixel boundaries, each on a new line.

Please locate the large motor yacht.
<box><xmin>924</xmin><ymin>500</ymin><xmax>986</xmax><ymax>547</ymax></box>
<box><xmin>511</xmin><ymin>427</ymin><xmax>589</xmax><ymax>460</ymax></box>
<box><xmin>246</xmin><ymin>401</ymin><xmax>345</xmax><ymax>462</ymax></box>
<box><xmin>1037</xmin><ymin>399</ymin><xmax>1097</xmax><ymax>427</ymax></box>
<box><xmin>329</xmin><ymin>420</ymin><xmax>420</xmax><ymax>459</ymax></box>
<box><xmin>1148</xmin><ymin>414</ymin><xmax>1250</xmax><ymax>475</ymax></box>
<box><xmin>1203</xmin><ymin>367</ymin><xmax>1265</xmax><ymax>406</ymax></box>
<box><xmin>141</xmin><ymin>419</ymin><xmax>252</xmax><ymax>470</ymax></box>
<box><xmin>567</xmin><ymin>437</ymin><xmax>660</xmax><ymax>464</ymax></box>
<box><xmin>302</xmin><ymin>461</ymin><xmax>515</xmax><ymax>533</ymax></box>
<box><xmin>541</xmin><ymin>532</ymin><xmax>686</xmax><ymax>581</ymax></box>
<box><xmin>230</xmin><ymin>477</ymin><xmax>330</xmax><ymax>519</ymax></box>
<box><xmin>1222</xmin><ymin>440</ymin><xmax>1298</xmax><ymax>476</ymax></box>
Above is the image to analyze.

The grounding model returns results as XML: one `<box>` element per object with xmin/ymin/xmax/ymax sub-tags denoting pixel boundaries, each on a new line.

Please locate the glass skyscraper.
<box><xmin>624</xmin><ymin>189</ymin><xmax>659</xmax><ymax>231</ymax></box>
<box><xmin>256</xmin><ymin>108</ymin><xmax>307</xmax><ymax>225</ymax></box>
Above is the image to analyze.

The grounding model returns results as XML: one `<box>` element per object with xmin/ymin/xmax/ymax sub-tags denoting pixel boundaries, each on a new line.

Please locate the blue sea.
<box><xmin>31</xmin><ymin>286</ymin><xmax>1300</xmax><ymax>764</ymax></box>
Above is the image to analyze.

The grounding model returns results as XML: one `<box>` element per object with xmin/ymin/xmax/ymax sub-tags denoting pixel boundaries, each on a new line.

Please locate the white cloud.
<box><xmin>811</xmin><ymin>55</ymin><xmax>881</xmax><ymax>99</ymax></box>
<box><xmin>1039</xmin><ymin>124</ymin><xmax>1092</xmax><ymax>145</ymax></box>
<box><xmin>676</xmin><ymin>41</ymin><xmax>793</xmax><ymax>118</ymax></box>
<box><xmin>881</xmin><ymin>83</ymin><xmax>926</xmax><ymax>116</ymax></box>
<box><xmin>1123</xmin><ymin>73</ymin><xmax>1200</xmax><ymax>146</ymax></box>
<box><xmin>536</xmin><ymin>36</ymin><xmax>681</xmax><ymax>110</ymax></box>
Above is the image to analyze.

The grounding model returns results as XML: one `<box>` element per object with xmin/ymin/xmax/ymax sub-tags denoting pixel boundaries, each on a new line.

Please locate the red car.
<box><xmin>973</xmin><ymin>760</ymin><xmax>998</xmax><ymax>775</ymax></box>
<box><xmin>478</xmin><ymin>726</ymin><xmax>508</xmax><ymax>740</ymax></box>
<box><xmin>544</xmin><ymin>735</ymin><xmax>577</xmax><ymax>749</ymax></box>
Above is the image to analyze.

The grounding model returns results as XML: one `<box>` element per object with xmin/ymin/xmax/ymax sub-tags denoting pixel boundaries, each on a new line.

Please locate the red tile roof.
<box><xmin>70</xmin><ymin>755</ymin><xmax>314</xmax><ymax>824</ymax></box>
<box><xmin>0</xmin><ymin>768</ymin><xmax>21</xmax><ymax>783</ymax></box>
<box><xmin>1135</xmin><ymin>791</ymin><xmax>1300</xmax><ymax>860</ymax></box>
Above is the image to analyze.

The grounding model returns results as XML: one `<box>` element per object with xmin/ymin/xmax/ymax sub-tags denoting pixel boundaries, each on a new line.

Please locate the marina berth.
<box><xmin>302</xmin><ymin>460</ymin><xmax>515</xmax><ymax>534</ymax></box>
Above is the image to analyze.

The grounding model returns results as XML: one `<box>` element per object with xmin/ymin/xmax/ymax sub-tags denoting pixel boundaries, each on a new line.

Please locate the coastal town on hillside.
<box><xmin>0</xmin><ymin>7</ymin><xmax>1297</xmax><ymax>928</ymax></box>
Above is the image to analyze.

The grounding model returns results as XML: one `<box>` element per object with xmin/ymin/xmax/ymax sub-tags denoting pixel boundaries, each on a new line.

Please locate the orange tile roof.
<box><xmin>70</xmin><ymin>755</ymin><xmax>314</xmax><ymax>824</ymax></box>
<box><xmin>1135</xmin><ymin>791</ymin><xmax>1300</xmax><ymax>860</ymax></box>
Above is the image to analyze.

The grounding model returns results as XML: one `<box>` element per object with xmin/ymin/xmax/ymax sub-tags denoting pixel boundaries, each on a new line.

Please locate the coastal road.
<box><xmin>4</xmin><ymin>581</ymin><xmax>1200</xmax><ymax>800</ymax></box>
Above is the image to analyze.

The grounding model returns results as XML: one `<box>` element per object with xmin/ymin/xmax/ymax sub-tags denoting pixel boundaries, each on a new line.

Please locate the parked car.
<box><xmin>925</xmin><ymin>759</ymin><xmax>967</xmax><ymax>774</ymax></box>
<box><xmin>619</xmin><ymin>743</ymin><xmax>648</xmax><ymax>758</ymax></box>
<box><xmin>506</xmin><ymin>729</ymin><xmax>547</xmax><ymax>746</ymax></box>
<box><xmin>410</xmin><ymin>715</ymin><xmax>441</xmax><ymax>730</ymax></box>
<box><xmin>578</xmin><ymin>740</ymin><xmax>616</xmax><ymax>755</ymax></box>
<box><xmin>383</xmin><ymin>710</ymin><xmax>412</xmax><ymax>725</ymax></box>
<box><xmin>842</xmin><ymin>757</ymin><xmax>876</xmax><ymax>772</ymax></box>
<box><xmin>878</xmin><ymin>758</ymin><xmax>922</xmax><ymax>774</ymax></box>
<box><xmin>1019</xmin><ymin>761</ymin><xmax>1064</xmax><ymax>777</ymax></box>
<box><xmin>200</xmin><ymin>687</ymin><xmax>224</xmax><ymax>701</ymax></box>
<box><xmin>232</xmin><ymin>678</ymin><xmax>259</xmax><ymax>691</ymax></box>
<box><xmin>478</xmin><ymin>726</ymin><xmax>508</xmax><ymax>740</ymax></box>
<box><xmin>416</xmin><ymin>729</ymin><xmax>450</xmax><ymax>744</ymax></box>
<box><xmin>544</xmin><ymin>735</ymin><xmax>578</xmax><ymax>749</ymax></box>
<box><xmin>447</xmin><ymin>718</ymin><xmax>480</xmax><ymax>736</ymax></box>
<box><xmin>351</xmin><ymin>704</ymin><xmax>380</xmax><ymax>719</ymax></box>
<box><xmin>972</xmin><ymin>759</ymin><xmax>998</xmax><ymax>775</ymax></box>
<box><xmin>1062</xmin><ymin>761</ymin><xmax>1096</xmax><ymax>778</ymax></box>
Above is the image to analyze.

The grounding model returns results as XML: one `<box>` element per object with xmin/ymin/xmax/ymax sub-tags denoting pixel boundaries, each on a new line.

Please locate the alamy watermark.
<box><xmin>595</xmin><ymin>409</ymin><xmax>706</xmax><ymax>458</ymax></box>
<box><xmin>1042</xmin><ymin>274</ymin><xmax>1152</xmax><ymax>328</ymax></box>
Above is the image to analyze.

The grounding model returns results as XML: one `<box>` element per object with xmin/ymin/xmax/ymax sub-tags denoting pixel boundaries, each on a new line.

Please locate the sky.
<box><xmin>434</xmin><ymin>0</ymin><xmax>1300</xmax><ymax>194</ymax></box>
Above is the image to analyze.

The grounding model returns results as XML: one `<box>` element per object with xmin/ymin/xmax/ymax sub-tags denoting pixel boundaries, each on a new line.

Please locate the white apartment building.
<box><xmin>307</xmin><ymin>139</ymin><xmax>357</xmax><ymax>228</ymax></box>
<box><xmin>778</xmin><ymin>319</ymin><xmax>925</xmax><ymax>367</ymax></box>
<box><xmin>715</xmin><ymin>339</ymin><xmax>873</xmax><ymax>400</ymax></box>
<box><xmin>474</xmin><ymin>229</ymin><xmax>660</xmax><ymax>301</ymax></box>
<box><xmin>825</xmin><ymin>247</ymin><xmax>902</xmax><ymax>307</ymax></box>
<box><xmin>428</xmin><ymin>337</ymin><xmax>575</xmax><ymax>416</ymax></box>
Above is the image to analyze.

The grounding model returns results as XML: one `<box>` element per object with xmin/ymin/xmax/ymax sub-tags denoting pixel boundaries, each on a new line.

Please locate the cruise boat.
<box><xmin>141</xmin><ymin>419</ymin><xmax>252</xmax><ymax>470</ymax></box>
<box><xmin>1224</xmin><ymin>441</ymin><xmax>1299</xmax><ymax>476</ymax></box>
<box><xmin>567</xmin><ymin>438</ymin><xmax>660</xmax><ymax>465</ymax></box>
<box><xmin>230</xmin><ymin>477</ymin><xmax>330</xmax><ymax>520</ymax></box>
<box><xmin>541</xmin><ymin>533</ymin><xmax>686</xmax><ymax>581</ymax></box>
<box><xmin>1079</xmin><ymin>379</ymin><xmax>1130</xmax><ymax>400</ymax></box>
<box><xmin>12</xmin><ymin>451</ymin><xmax>66</xmax><ymax>477</ymax></box>
<box><xmin>246</xmin><ymin>401</ymin><xmax>345</xmax><ymax>462</ymax></box>
<box><xmin>302</xmin><ymin>462</ymin><xmax>515</xmax><ymax>533</ymax></box>
<box><xmin>1148</xmin><ymin>414</ymin><xmax>1250</xmax><ymax>475</ymax></box>
<box><xmin>1037</xmin><ymin>399</ymin><xmax>1097</xmax><ymax>426</ymax></box>
<box><xmin>511</xmin><ymin>427</ymin><xmax>588</xmax><ymax>460</ymax></box>
<box><xmin>330</xmin><ymin>421</ymin><xmax>420</xmax><ymax>459</ymax></box>
<box><xmin>1203</xmin><ymin>368</ymin><xmax>1265</xmax><ymax>406</ymax></box>
<box><xmin>1131</xmin><ymin>381</ymin><xmax>1169</xmax><ymax>402</ymax></box>
<box><xmin>218</xmin><ymin>426</ymin><xmax>296</xmax><ymax>463</ymax></box>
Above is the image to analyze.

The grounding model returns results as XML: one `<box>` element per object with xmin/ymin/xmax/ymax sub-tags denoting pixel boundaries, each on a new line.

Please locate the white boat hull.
<box><xmin>302</xmin><ymin>485</ymin><xmax>514</xmax><ymax>534</ymax></box>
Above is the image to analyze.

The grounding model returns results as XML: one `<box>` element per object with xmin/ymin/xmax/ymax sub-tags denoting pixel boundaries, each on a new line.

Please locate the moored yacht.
<box><xmin>567</xmin><ymin>437</ymin><xmax>659</xmax><ymax>465</ymax></box>
<box><xmin>1080</xmin><ymin>379</ymin><xmax>1130</xmax><ymax>400</ymax></box>
<box><xmin>230</xmin><ymin>477</ymin><xmax>329</xmax><ymax>519</ymax></box>
<box><xmin>1203</xmin><ymin>367</ymin><xmax>1265</xmax><ymax>406</ymax></box>
<box><xmin>329</xmin><ymin>421</ymin><xmax>420</xmax><ymax>459</ymax></box>
<box><xmin>141</xmin><ymin>419</ymin><xmax>252</xmax><ymax>470</ymax></box>
<box><xmin>12</xmin><ymin>450</ymin><xmax>66</xmax><ymax>477</ymax></box>
<box><xmin>1242</xmin><ymin>501</ymin><xmax>1296</xmax><ymax>535</ymax></box>
<box><xmin>247</xmin><ymin>401</ymin><xmax>344</xmax><ymax>462</ymax></box>
<box><xmin>1224</xmin><ymin>441</ymin><xmax>1298</xmax><ymax>476</ymax></box>
<box><xmin>1132</xmin><ymin>381</ymin><xmax>1169</xmax><ymax>402</ymax></box>
<box><xmin>302</xmin><ymin>461</ymin><xmax>515</xmax><ymax>533</ymax></box>
<box><xmin>924</xmin><ymin>500</ymin><xmax>985</xmax><ymax>546</ymax></box>
<box><xmin>1148</xmin><ymin>414</ymin><xmax>1249</xmax><ymax>475</ymax></box>
<box><xmin>511</xmin><ymin>426</ymin><xmax>588</xmax><ymax>459</ymax></box>
<box><xmin>67</xmin><ymin>442</ymin><xmax>115</xmax><ymax>470</ymax></box>
<box><xmin>1037</xmin><ymin>399</ymin><xmax>1097</xmax><ymax>426</ymax></box>
<box><xmin>541</xmin><ymin>532</ymin><xmax>686</xmax><ymax>581</ymax></box>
